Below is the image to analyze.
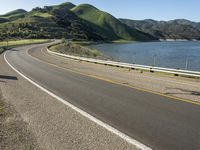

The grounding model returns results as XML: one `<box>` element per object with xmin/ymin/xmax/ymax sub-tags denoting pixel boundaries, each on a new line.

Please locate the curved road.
<box><xmin>4</xmin><ymin>43</ymin><xmax>200</xmax><ymax>150</ymax></box>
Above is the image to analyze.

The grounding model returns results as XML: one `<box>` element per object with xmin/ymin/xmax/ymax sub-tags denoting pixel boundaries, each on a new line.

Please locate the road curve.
<box><xmin>5</xmin><ymin>43</ymin><xmax>200</xmax><ymax>150</ymax></box>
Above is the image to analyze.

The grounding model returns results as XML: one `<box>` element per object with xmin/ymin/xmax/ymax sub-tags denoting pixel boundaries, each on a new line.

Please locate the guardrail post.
<box><xmin>185</xmin><ymin>56</ymin><xmax>189</xmax><ymax>70</ymax></box>
<box><xmin>132</xmin><ymin>52</ymin><xmax>136</xmax><ymax>64</ymax></box>
<box><xmin>153</xmin><ymin>54</ymin><xmax>156</xmax><ymax>67</ymax></box>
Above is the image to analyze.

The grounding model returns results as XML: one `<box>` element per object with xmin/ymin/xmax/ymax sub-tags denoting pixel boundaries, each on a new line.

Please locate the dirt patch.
<box><xmin>0</xmin><ymin>88</ymin><xmax>41</xmax><ymax>150</ymax></box>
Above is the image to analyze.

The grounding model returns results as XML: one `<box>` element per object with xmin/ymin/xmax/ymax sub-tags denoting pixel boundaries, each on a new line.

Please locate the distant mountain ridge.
<box><xmin>0</xmin><ymin>2</ymin><xmax>156</xmax><ymax>42</ymax></box>
<box><xmin>120</xmin><ymin>18</ymin><xmax>200</xmax><ymax>40</ymax></box>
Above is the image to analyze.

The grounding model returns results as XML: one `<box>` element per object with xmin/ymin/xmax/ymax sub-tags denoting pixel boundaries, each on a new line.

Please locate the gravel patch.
<box><xmin>0</xmin><ymin>87</ymin><xmax>41</xmax><ymax>150</ymax></box>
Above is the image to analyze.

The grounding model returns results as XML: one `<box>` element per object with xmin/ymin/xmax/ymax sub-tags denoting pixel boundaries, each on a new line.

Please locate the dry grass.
<box><xmin>0</xmin><ymin>39</ymin><xmax>49</xmax><ymax>47</ymax></box>
<box><xmin>50</xmin><ymin>42</ymin><xmax>106</xmax><ymax>59</ymax></box>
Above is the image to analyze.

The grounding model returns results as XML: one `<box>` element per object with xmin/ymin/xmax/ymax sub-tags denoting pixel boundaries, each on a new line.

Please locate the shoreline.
<box><xmin>51</xmin><ymin>40</ymin><xmax>200</xmax><ymax>73</ymax></box>
<box><xmin>159</xmin><ymin>39</ymin><xmax>199</xmax><ymax>42</ymax></box>
<box><xmin>72</xmin><ymin>39</ymin><xmax>200</xmax><ymax>48</ymax></box>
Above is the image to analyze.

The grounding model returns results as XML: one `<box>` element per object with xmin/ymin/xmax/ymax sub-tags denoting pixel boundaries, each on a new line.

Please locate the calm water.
<box><xmin>90</xmin><ymin>41</ymin><xmax>200</xmax><ymax>71</ymax></box>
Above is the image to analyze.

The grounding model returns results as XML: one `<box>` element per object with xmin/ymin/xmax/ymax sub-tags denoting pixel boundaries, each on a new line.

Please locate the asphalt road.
<box><xmin>5</xmin><ymin>43</ymin><xmax>200</xmax><ymax>150</ymax></box>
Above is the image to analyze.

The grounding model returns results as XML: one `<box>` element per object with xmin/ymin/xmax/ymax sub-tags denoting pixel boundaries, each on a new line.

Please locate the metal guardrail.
<box><xmin>47</xmin><ymin>48</ymin><xmax>200</xmax><ymax>78</ymax></box>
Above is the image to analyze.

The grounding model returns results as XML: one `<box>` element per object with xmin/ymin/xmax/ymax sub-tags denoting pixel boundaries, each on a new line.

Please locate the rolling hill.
<box><xmin>0</xmin><ymin>2</ymin><xmax>156</xmax><ymax>42</ymax></box>
<box><xmin>51</xmin><ymin>2</ymin><xmax>76</xmax><ymax>10</ymax></box>
<box><xmin>120</xmin><ymin>19</ymin><xmax>200</xmax><ymax>40</ymax></box>
<box><xmin>71</xmin><ymin>4</ymin><xmax>157</xmax><ymax>41</ymax></box>
<box><xmin>0</xmin><ymin>9</ymin><xmax>27</xmax><ymax>21</ymax></box>
<box><xmin>0</xmin><ymin>3</ymin><xmax>104</xmax><ymax>41</ymax></box>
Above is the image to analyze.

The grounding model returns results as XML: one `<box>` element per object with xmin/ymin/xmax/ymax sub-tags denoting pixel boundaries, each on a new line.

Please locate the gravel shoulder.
<box><xmin>0</xmin><ymin>46</ymin><xmax>138</xmax><ymax>149</ymax></box>
<box><xmin>0</xmin><ymin>87</ymin><xmax>41</xmax><ymax>150</ymax></box>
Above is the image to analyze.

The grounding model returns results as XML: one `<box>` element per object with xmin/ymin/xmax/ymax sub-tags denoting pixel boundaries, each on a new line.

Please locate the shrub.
<box><xmin>61</xmin><ymin>38</ymin><xmax>66</xmax><ymax>44</ymax></box>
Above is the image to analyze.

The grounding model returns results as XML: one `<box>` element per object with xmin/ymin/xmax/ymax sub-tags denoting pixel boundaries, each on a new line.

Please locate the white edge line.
<box><xmin>4</xmin><ymin>50</ymin><xmax>152</xmax><ymax>150</ymax></box>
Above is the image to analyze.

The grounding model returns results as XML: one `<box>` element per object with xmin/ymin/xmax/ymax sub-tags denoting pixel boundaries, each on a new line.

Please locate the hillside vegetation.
<box><xmin>0</xmin><ymin>3</ymin><xmax>104</xmax><ymax>41</ymax></box>
<box><xmin>50</xmin><ymin>41</ymin><xmax>110</xmax><ymax>60</ymax></box>
<box><xmin>0</xmin><ymin>2</ymin><xmax>156</xmax><ymax>42</ymax></box>
<box><xmin>0</xmin><ymin>39</ymin><xmax>50</xmax><ymax>54</ymax></box>
<box><xmin>71</xmin><ymin>4</ymin><xmax>157</xmax><ymax>41</ymax></box>
<box><xmin>0</xmin><ymin>39</ymin><xmax>49</xmax><ymax>47</ymax></box>
<box><xmin>0</xmin><ymin>9</ymin><xmax>27</xmax><ymax>21</ymax></box>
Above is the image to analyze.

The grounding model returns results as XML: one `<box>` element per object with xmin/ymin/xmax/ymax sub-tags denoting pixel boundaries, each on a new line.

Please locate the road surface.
<box><xmin>4</xmin><ymin>43</ymin><xmax>200</xmax><ymax>150</ymax></box>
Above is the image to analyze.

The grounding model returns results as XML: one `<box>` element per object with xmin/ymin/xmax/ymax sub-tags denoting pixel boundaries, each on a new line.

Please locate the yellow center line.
<box><xmin>28</xmin><ymin>47</ymin><xmax>200</xmax><ymax>106</ymax></box>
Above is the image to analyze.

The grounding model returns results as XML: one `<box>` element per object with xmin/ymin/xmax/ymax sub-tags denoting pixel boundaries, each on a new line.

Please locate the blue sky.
<box><xmin>0</xmin><ymin>0</ymin><xmax>199</xmax><ymax>22</ymax></box>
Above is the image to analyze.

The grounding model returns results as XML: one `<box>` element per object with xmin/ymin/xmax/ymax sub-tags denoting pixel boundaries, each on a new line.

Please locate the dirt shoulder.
<box><xmin>0</xmin><ymin>87</ymin><xmax>41</xmax><ymax>150</ymax></box>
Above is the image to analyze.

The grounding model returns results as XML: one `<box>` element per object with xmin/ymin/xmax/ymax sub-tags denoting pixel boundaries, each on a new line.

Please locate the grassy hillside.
<box><xmin>51</xmin><ymin>2</ymin><xmax>76</xmax><ymax>10</ymax></box>
<box><xmin>0</xmin><ymin>39</ymin><xmax>50</xmax><ymax>54</ymax></box>
<box><xmin>71</xmin><ymin>4</ymin><xmax>157</xmax><ymax>41</ymax></box>
<box><xmin>2</xmin><ymin>9</ymin><xmax>27</xmax><ymax>17</ymax></box>
<box><xmin>0</xmin><ymin>9</ymin><xmax>27</xmax><ymax>21</ymax></box>
<box><xmin>0</xmin><ymin>39</ymin><xmax>49</xmax><ymax>47</ymax></box>
<box><xmin>0</xmin><ymin>2</ymin><xmax>156</xmax><ymax>42</ymax></box>
<box><xmin>0</xmin><ymin>3</ymin><xmax>104</xmax><ymax>41</ymax></box>
<box><xmin>50</xmin><ymin>42</ymin><xmax>104</xmax><ymax>59</ymax></box>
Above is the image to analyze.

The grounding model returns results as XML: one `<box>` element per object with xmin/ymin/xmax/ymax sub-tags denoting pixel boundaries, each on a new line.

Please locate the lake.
<box><xmin>89</xmin><ymin>41</ymin><xmax>200</xmax><ymax>71</ymax></box>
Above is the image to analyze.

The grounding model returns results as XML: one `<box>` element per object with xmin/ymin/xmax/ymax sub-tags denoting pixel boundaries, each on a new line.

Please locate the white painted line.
<box><xmin>4</xmin><ymin>50</ymin><xmax>152</xmax><ymax>150</ymax></box>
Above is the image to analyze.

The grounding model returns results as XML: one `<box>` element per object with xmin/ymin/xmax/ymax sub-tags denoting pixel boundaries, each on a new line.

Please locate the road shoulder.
<box><xmin>0</xmin><ymin>87</ymin><xmax>41</xmax><ymax>150</ymax></box>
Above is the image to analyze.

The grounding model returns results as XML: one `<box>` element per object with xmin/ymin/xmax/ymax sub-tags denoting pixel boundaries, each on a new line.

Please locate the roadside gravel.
<box><xmin>0</xmin><ymin>87</ymin><xmax>41</xmax><ymax>150</ymax></box>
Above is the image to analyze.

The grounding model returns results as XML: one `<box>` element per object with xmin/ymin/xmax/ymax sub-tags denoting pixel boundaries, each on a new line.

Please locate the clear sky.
<box><xmin>0</xmin><ymin>0</ymin><xmax>199</xmax><ymax>22</ymax></box>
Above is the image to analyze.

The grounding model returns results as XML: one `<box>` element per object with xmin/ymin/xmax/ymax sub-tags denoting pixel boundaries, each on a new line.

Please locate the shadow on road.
<box><xmin>0</xmin><ymin>75</ymin><xmax>18</xmax><ymax>81</ymax></box>
<box><xmin>165</xmin><ymin>87</ymin><xmax>200</xmax><ymax>96</ymax></box>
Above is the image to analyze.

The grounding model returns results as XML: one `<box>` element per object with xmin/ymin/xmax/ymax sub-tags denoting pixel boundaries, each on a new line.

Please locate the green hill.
<box><xmin>52</xmin><ymin>2</ymin><xmax>76</xmax><ymax>10</ymax></box>
<box><xmin>0</xmin><ymin>2</ymin><xmax>156</xmax><ymax>42</ymax></box>
<box><xmin>71</xmin><ymin>4</ymin><xmax>156</xmax><ymax>41</ymax></box>
<box><xmin>0</xmin><ymin>3</ymin><xmax>104</xmax><ymax>41</ymax></box>
<box><xmin>0</xmin><ymin>9</ymin><xmax>27</xmax><ymax>21</ymax></box>
<box><xmin>2</xmin><ymin>9</ymin><xmax>27</xmax><ymax>16</ymax></box>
